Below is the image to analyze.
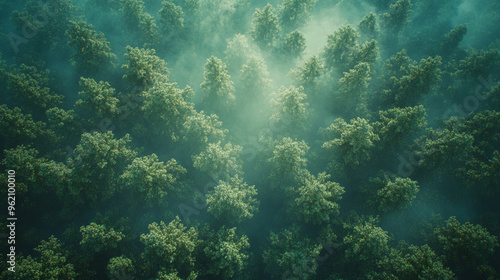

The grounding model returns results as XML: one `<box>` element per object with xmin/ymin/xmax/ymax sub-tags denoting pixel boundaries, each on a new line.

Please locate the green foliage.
<box><xmin>2</xmin><ymin>236</ymin><xmax>77</xmax><ymax>280</ymax></box>
<box><xmin>75</xmin><ymin>77</ymin><xmax>120</xmax><ymax>120</ymax></box>
<box><xmin>138</xmin><ymin>80</ymin><xmax>193</xmax><ymax>139</ymax></box>
<box><xmin>0</xmin><ymin>105</ymin><xmax>58</xmax><ymax>145</ymax></box>
<box><xmin>414</xmin><ymin>127</ymin><xmax>473</xmax><ymax>170</ymax></box>
<box><xmin>155</xmin><ymin>270</ymin><xmax>198</xmax><ymax>280</ymax></box>
<box><xmin>358</xmin><ymin>12</ymin><xmax>378</xmax><ymax>39</ymax></box>
<box><xmin>0</xmin><ymin>145</ymin><xmax>67</xmax><ymax>192</ymax></box>
<box><xmin>262</xmin><ymin>225</ymin><xmax>322</xmax><ymax>279</ymax></box>
<box><xmin>322</xmin><ymin>25</ymin><xmax>359</xmax><ymax>73</ymax></box>
<box><xmin>279</xmin><ymin>30</ymin><xmax>306</xmax><ymax>59</ymax></box>
<box><xmin>440</xmin><ymin>24</ymin><xmax>467</xmax><ymax>52</ymax></box>
<box><xmin>270</xmin><ymin>85</ymin><xmax>309</xmax><ymax>136</ymax></box>
<box><xmin>381</xmin><ymin>0</ymin><xmax>413</xmax><ymax>32</ymax></box>
<box><xmin>107</xmin><ymin>256</ymin><xmax>135</xmax><ymax>279</ymax></box>
<box><xmin>267</xmin><ymin>137</ymin><xmax>310</xmax><ymax>189</ymax></box>
<box><xmin>343</xmin><ymin>216</ymin><xmax>390</xmax><ymax>261</ymax></box>
<box><xmin>369</xmin><ymin>172</ymin><xmax>420</xmax><ymax>213</ymax></box>
<box><xmin>3</xmin><ymin>64</ymin><xmax>63</xmax><ymax>111</ymax></box>
<box><xmin>455</xmin><ymin>49</ymin><xmax>500</xmax><ymax>78</ymax></box>
<box><xmin>370</xmin><ymin>244</ymin><xmax>454</xmax><ymax>280</ymax></box>
<box><xmin>239</xmin><ymin>56</ymin><xmax>272</xmax><ymax>100</ymax></box>
<box><xmin>434</xmin><ymin>216</ymin><xmax>499</xmax><ymax>268</ymax></box>
<box><xmin>374</xmin><ymin>105</ymin><xmax>427</xmax><ymax>145</ymax></box>
<box><xmin>45</xmin><ymin>107</ymin><xmax>82</xmax><ymax>138</ymax></box>
<box><xmin>350</xmin><ymin>39</ymin><xmax>379</xmax><ymax>69</ymax></box>
<box><xmin>67</xmin><ymin>131</ymin><xmax>136</xmax><ymax>203</ymax></box>
<box><xmin>192</xmin><ymin>141</ymin><xmax>242</xmax><ymax>179</ymax></box>
<box><xmin>224</xmin><ymin>34</ymin><xmax>256</xmax><ymax>72</ymax></box>
<box><xmin>67</xmin><ymin>21</ymin><xmax>116</xmax><ymax>74</ymax></box>
<box><xmin>141</xmin><ymin>216</ymin><xmax>199</xmax><ymax>271</ymax></box>
<box><xmin>206</xmin><ymin>175</ymin><xmax>259</xmax><ymax>223</ymax></box>
<box><xmin>80</xmin><ymin>222</ymin><xmax>124</xmax><ymax>252</ymax></box>
<box><xmin>202</xmin><ymin>226</ymin><xmax>250</xmax><ymax>278</ymax></box>
<box><xmin>120</xmin><ymin>0</ymin><xmax>160</xmax><ymax>44</ymax></box>
<box><xmin>122</xmin><ymin>46</ymin><xmax>169</xmax><ymax>88</ymax></box>
<box><xmin>120</xmin><ymin>154</ymin><xmax>186</xmax><ymax>206</ymax></box>
<box><xmin>292</xmin><ymin>55</ymin><xmax>324</xmax><ymax>90</ymax></box>
<box><xmin>159</xmin><ymin>1</ymin><xmax>184</xmax><ymax>35</ymax></box>
<box><xmin>278</xmin><ymin>0</ymin><xmax>317</xmax><ymax>32</ymax></box>
<box><xmin>384</xmin><ymin>54</ymin><xmax>442</xmax><ymax>106</ymax></box>
<box><xmin>292</xmin><ymin>172</ymin><xmax>345</xmax><ymax>224</ymax></box>
<box><xmin>336</xmin><ymin>62</ymin><xmax>371</xmax><ymax>117</ymax></box>
<box><xmin>250</xmin><ymin>4</ymin><xmax>280</xmax><ymax>49</ymax></box>
<box><xmin>180</xmin><ymin>110</ymin><xmax>227</xmax><ymax>145</ymax></box>
<box><xmin>11</xmin><ymin>0</ymin><xmax>77</xmax><ymax>51</ymax></box>
<box><xmin>200</xmin><ymin>56</ymin><xmax>235</xmax><ymax>110</ymax></box>
<box><xmin>322</xmin><ymin>117</ymin><xmax>380</xmax><ymax>166</ymax></box>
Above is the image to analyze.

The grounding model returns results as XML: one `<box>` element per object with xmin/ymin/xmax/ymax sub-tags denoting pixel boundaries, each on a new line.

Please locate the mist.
<box><xmin>1</xmin><ymin>0</ymin><xmax>499</xmax><ymax>279</ymax></box>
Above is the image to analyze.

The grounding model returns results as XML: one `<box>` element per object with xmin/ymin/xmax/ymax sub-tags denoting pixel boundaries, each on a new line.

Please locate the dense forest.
<box><xmin>0</xmin><ymin>0</ymin><xmax>499</xmax><ymax>279</ymax></box>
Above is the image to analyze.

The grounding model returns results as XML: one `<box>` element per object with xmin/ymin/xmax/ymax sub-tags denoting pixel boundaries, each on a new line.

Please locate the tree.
<box><xmin>384</xmin><ymin>55</ymin><xmax>442</xmax><ymax>106</ymax></box>
<box><xmin>141</xmin><ymin>216</ymin><xmax>199</xmax><ymax>273</ymax></box>
<box><xmin>107</xmin><ymin>256</ymin><xmax>135</xmax><ymax>280</ymax></box>
<box><xmin>4</xmin><ymin>64</ymin><xmax>63</xmax><ymax>112</ymax></box>
<box><xmin>343</xmin><ymin>216</ymin><xmax>390</xmax><ymax>262</ymax></box>
<box><xmin>224</xmin><ymin>34</ymin><xmax>256</xmax><ymax>73</ymax></box>
<box><xmin>45</xmin><ymin>107</ymin><xmax>82</xmax><ymax>141</ymax></box>
<box><xmin>368</xmin><ymin>172</ymin><xmax>420</xmax><ymax>213</ymax></box>
<box><xmin>180</xmin><ymin>110</ymin><xmax>227</xmax><ymax>146</ymax></box>
<box><xmin>206</xmin><ymin>175</ymin><xmax>259</xmax><ymax>224</ymax></box>
<box><xmin>11</xmin><ymin>0</ymin><xmax>77</xmax><ymax>51</ymax></box>
<box><xmin>159</xmin><ymin>1</ymin><xmax>184</xmax><ymax>38</ymax></box>
<box><xmin>75</xmin><ymin>77</ymin><xmax>121</xmax><ymax>121</ymax></box>
<box><xmin>138</xmin><ymin>80</ymin><xmax>194</xmax><ymax>139</ymax></box>
<box><xmin>80</xmin><ymin>222</ymin><xmax>124</xmax><ymax>253</ymax></box>
<box><xmin>381</xmin><ymin>0</ymin><xmax>413</xmax><ymax>33</ymax></box>
<box><xmin>67</xmin><ymin>21</ymin><xmax>116</xmax><ymax>74</ymax></box>
<box><xmin>239</xmin><ymin>56</ymin><xmax>272</xmax><ymax>102</ymax></box>
<box><xmin>455</xmin><ymin>49</ymin><xmax>500</xmax><ymax>79</ymax></box>
<box><xmin>200</xmin><ymin>56</ymin><xmax>235</xmax><ymax>113</ymax></box>
<box><xmin>358</xmin><ymin>12</ymin><xmax>378</xmax><ymax>39</ymax></box>
<box><xmin>0</xmin><ymin>145</ymin><xmax>63</xmax><ymax>191</ymax></box>
<box><xmin>279</xmin><ymin>30</ymin><xmax>306</xmax><ymax>59</ymax></box>
<box><xmin>155</xmin><ymin>270</ymin><xmax>198</xmax><ymax>280</ymax></box>
<box><xmin>278</xmin><ymin>0</ymin><xmax>317</xmax><ymax>32</ymax></box>
<box><xmin>262</xmin><ymin>225</ymin><xmax>322</xmax><ymax>280</ymax></box>
<box><xmin>414</xmin><ymin>128</ymin><xmax>473</xmax><ymax>170</ymax></box>
<box><xmin>350</xmin><ymin>39</ymin><xmax>379</xmax><ymax>69</ymax></box>
<box><xmin>336</xmin><ymin>62</ymin><xmax>371</xmax><ymax>118</ymax></box>
<box><xmin>192</xmin><ymin>141</ymin><xmax>242</xmax><ymax>180</ymax></box>
<box><xmin>439</xmin><ymin>24</ymin><xmax>467</xmax><ymax>54</ymax></box>
<box><xmin>322</xmin><ymin>25</ymin><xmax>359</xmax><ymax>73</ymax></box>
<box><xmin>291</xmin><ymin>55</ymin><xmax>324</xmax><ymax>94</ymax></box>
<box><xmin>2</xmin><ymin>236</ymin><xmax>77</xmax><ymax>280</ymax></box>
<box><xmin>0</xmin><ymin>105</ymin><xmax>58</xmax><ymax>147</ymax></box>
<box><xmin>369</xmin><ymin>244</ymin><xmax>454</xmax><ymax>280</ymax></box>
<box><xmin>322</xmin><ymin>117</ymin><xmax>380</xmax><ymax>166</ymax></box>
<box><xmin>250</xmin><ymin>4</ymin><xmax>280</xmax><ymax>50</ymax></box>
<box><xmin>374</xmin><ymin>105</ymin><xmax>427</xmax><ymax>145</ymax></box>
<box><xmin>292</xmin><ymin>172</ymin><xmax>345</xmax><ymax>224</ymax></box>
<box><xmin>67</xmin><ymin>132</ymin><xmax>136</xmax><ymax>203</ymax></box>
<box><xmin>266</xmin><ymin>137</ymin><xmax>310</xmax><ymax>189</ymax></box>
<box><xmin>122</xmin><ymin>46</ymin><xmax>169</xmax><ymax>88</ymax></box>
<box><xmin>202</xmin><ymin>226</ymin><xmax>250</xmax><ymax>279</ymax></box>
<box><xmin>270</xmin><ymin>86</ymin><xmax>309</xmax><ymax>137</ymax></box>
<box><xmin>434</xmin><ymin>217</ymin><xmax>499</xmax><ymax>270</ymax></box>
<box><xmin>455</xmin><ymin>111</ymin><xmax>500</xmax><ymax>193</ymax></box>
<box><xmin>120</xmin><ymin>0</ymin><xmax>160</xmax><ymax>45</ymax></box>
<box><xmin>120</xmin><ymin>154</ymin><xmax>186</xmax><ymax>207</ymax></box>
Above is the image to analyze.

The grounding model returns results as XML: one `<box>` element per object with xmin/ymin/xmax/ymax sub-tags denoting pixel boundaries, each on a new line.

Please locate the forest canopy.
<box><xmin>1</xmin><ymin>0</ymin><xmax>500</xmax><ymax>279</ymax></box>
